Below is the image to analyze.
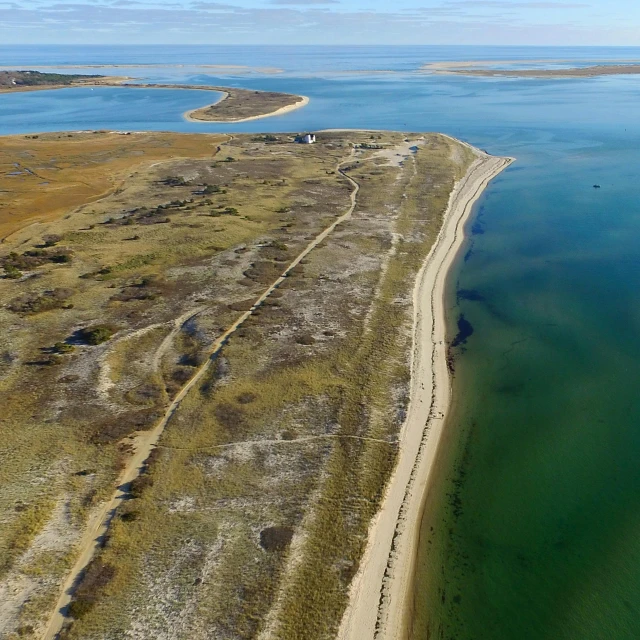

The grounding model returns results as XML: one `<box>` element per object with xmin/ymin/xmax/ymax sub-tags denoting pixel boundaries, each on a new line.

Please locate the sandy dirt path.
<box><xmin>42</xmin><ymin>151</ymin><xmax>358</xmax><ymax>640</ymax></box>
<box><xmin>338</xmin><ymin>147</ymin><xmax>513</xmax><ymax>640</ymax></box>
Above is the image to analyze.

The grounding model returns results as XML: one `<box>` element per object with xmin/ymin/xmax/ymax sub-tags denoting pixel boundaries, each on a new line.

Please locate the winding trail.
<box><xmin>151</xmin><ymin>307</ymin><xmax>206</xmax><ymax>374</ymax></box>
<box><xmin>42</xmin><ymin>150</ymin><xmax>359</xmax><ymax>640</ymax></box>
<box><xmin>338</xmin><ymin>147</ymin><xmax>513</xmax><ymax>640</ymax></box>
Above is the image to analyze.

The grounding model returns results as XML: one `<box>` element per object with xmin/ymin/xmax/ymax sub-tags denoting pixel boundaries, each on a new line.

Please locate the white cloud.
<box><xmin>1</xmin><ymin>0</ymin><xmax>638</xmax><ymax>44</ymax></box>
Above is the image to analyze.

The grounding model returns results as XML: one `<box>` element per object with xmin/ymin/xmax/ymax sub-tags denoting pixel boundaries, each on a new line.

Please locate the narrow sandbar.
<box><xmin>422</xmin><ymin>61</ymin><xmax>640</xmax><ymax>78</ymax></box>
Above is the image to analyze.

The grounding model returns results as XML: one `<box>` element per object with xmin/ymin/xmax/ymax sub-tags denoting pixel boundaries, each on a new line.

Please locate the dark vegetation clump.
<box><xmin>129</xmin><ymin>474</ymin><xmax>154</xmax><ymax>499</ymax></box>
<box><xmin>90</xmin><ymin>409</ymin><xmax>159</xmax><ymax>444</ymax></box>
<box><xmin>209</xmin><ymin>206</ymin><xmax>239</xmax><ymax>217</ymax></box>
<box><xmin>128</xmin><ymin>447</ymin><xmax>161</xmax><ymax>498</ymax></box>
<box><xmin>52</xmin><ymin>342</ymin><xmax>75</xmax><ymax>354</ymax></box>
<box><xmin>228</xmin><ymin>299</ymin><xmax>254</xmax><ymax>312</ymax></box>
<box><xmin>107</xmin><ymin>196</ymin><xmax>204</xmax><ymax>227</ymax></box>
<box><xmin>202</xmin><ymin>184</ymin><xmax>225</xmax><ymax>195</ymax></box>
<box><xmin>1</xmin><ymin>247</ymin><xmax>73</xmax><ymax>271</ymax></box>
<box><xmin>162</xmin><ymin>176</ymin><xmax>188</xmax><ymax>187</ymax></box>
<box><xmin>124</xmin><ymin>383</ymin><xmax>162</xmax><ymax>407</ymax></box>
<box><xmin>244</xmin><ymin>261</ymin><xmax>282</xmax><ymax>285</ymax></box>
<box><xmin>214</xmin><ymin>402</ymin><xmax>245</xmax><ymax>431</ymax></box>
<box><xmin>67</xmin><ymin>559</ymin><xmax>115</xmax><ymax>620</ymax></box>
<box><xmin>77</xmin><ymin>325</ymin><xmax>116</xmax><ymax>345</ymax></box>
<box><xmin>8</xmin><ymin>288</ymin><xmax>74</xmax><ymax>315</ymax></box>
<box><xmin>295</xmin><ymin>333</ymin><xmax>316</xmax><ymax>346</ymax></box>
<box><xmin>252</xmin><ymin>135</ymin><xmax>279</xmax><ymax>143</ymax></box>
<box><xmin>236</xmin><ymin>392</ymin><xmax>257</xmax><ymax>404</ymax></box>
<box><xmin>41</xmin><ymin>234</ymin><xmax>62</xmax><ymax>247</ymax></box>
<box><xmin>170</xmin><ymin>367</ymin><xmax>193</xmax><ymax>385</ymax></box>
<box><xmin>179</xmin><ymin>352</ymin><xmax>204</xmax><ymax>367</ymax></box>
<box><xmin>3</xmin><ymin>265</ymin><xmax>22</xmax><ymax>279</ymax></box>
<box><xmin>259</xmin><ymin>526</ymin><xmax>294</xmax><ymax>552</ymax></box>
<box><xmin>16</xmin><ymin>625</ymin><xmax>34</xmax><ymax>637</ymax></box>
<box><xmin>110</xmin><ymin>277</ymin><xmax>161</xmax><ymax>303</ymax></box>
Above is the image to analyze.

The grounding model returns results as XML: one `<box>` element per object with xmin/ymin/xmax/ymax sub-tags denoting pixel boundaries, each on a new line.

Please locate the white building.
<box><xmin>296</xmin><ymin>133</ymin><xmax>316</xmax><ymax>144</ymax></box>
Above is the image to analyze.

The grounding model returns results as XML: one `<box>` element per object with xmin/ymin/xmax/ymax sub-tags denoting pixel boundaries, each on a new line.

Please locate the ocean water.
<box><xmin>3</xmin><ymin>46</ymin><xmax>640</xmax><ymax>639</ymax></box>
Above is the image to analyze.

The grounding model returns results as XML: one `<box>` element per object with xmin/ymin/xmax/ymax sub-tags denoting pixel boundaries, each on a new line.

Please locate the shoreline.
<box><xmin>421</xmin><ymin>60</ymin><xmax>640</xmax><ymax>79</ymax></box>
<box><xmin>1</xmin><ymin>80</ymin><xmax>309</xmax><ymax>124</ymax></box>
<box><xmin>338</xmin><ymin>142</ymin><xmax>513</xmax><ymax>640</ymax></box>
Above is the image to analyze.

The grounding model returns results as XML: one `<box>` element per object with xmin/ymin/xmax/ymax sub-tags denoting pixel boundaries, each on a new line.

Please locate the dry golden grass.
<box><xmin>0</xmin><ymin>131</ymin><xmax>225</xmax><ymax>239</ymax></box>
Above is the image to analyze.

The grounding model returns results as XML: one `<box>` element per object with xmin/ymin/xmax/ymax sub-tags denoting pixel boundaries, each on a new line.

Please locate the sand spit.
<box><xmin>184</xmin><ymin>94</ymin><xmax>309</xmax><ymax>123</ymax></box>
<box><xmin>1</xmin><ymin>79</ymin><xmax>308</xmax><ymax>123</ymax></box>
<box><xmin>338</xmin><ymin>144</ymin><xmax>513</xmax><ymax>640</ymax></box>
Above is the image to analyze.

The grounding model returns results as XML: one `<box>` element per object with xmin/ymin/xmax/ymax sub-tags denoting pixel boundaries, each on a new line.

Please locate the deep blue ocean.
<box><xmin>2</xmin><ymin>45</ymin><xmax>640</xmax><ymax>639</ymax></box>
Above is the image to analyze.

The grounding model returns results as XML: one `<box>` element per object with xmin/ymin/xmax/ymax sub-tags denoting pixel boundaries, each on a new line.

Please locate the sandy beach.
<box><xmin>183</xmin><ymin>94</ymin><xmax>309</xmax><ymax>123</ymax></box>
<box><xmin>338</xmin><ymin>144</ymin><xmax>513</xmax><ymax>640</ymax></box>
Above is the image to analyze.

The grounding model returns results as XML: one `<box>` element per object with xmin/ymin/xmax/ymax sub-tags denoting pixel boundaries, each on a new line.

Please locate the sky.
<box><xmin>2</xmin><ymin>0</ymin><xmax>640</xmax><ymax>46</ymax></box>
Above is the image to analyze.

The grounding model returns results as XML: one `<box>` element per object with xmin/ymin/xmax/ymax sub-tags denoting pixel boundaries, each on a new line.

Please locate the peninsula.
<box><xmin>0</xmin><ymin>71</ymin><xmax>309</xmax><ymax>122</ymax></box>
<box><xmin>0</xmin><ymin>128</ymin><xmax>510</xmax><ymax>640</ymax></box>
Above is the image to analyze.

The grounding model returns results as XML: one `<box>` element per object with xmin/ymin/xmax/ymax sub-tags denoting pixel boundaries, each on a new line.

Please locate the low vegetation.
<box><xmin>0</xmin><ymin>70</ymin><xmax>104</xmax><ymax>88</ymax></box>
<box><xmin>0</xmin><ymin>130</ymin><xmax>474</xmax><ymax>639</ymax></box>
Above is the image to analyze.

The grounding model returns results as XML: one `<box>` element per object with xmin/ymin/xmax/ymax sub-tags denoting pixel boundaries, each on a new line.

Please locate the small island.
<box><xmin>0</xmin><ymin>71</ymin><xmax>309</xmax><ymax>123</ymax></box>
<box><xmin>182</xmin><ymin>87</ymin><xmax>309</xmax><ymax>122</ymax></box>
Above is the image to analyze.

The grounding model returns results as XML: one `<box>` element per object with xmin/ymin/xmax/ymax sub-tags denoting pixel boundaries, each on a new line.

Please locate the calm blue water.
<box><xmin>3</xmin><ymin>46</ymin><xmax>640</xmax><ymax>639</ymax></box>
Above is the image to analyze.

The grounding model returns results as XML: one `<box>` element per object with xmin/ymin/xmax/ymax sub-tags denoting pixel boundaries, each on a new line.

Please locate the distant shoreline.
<box><xmin>0</xmin><ymin>78</ymin><xmax>309</xmax><ymax>123</ymax></box>
<box><xmin>422</xmin><ymin>61</ymin><xmax>640</xmax><ymax>79</ymax></box>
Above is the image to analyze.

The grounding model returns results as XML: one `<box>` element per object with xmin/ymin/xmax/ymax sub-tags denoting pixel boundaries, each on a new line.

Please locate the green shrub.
<box><xmin>8</xmin><ymin>288</ymin><xmax>73</xmax><ymax>315</ymax></box>
<box><xmin>3</xmin><ymin>265</ymin><xmax>22</xmax><ymax>279</ymax></box>
<box><xmin>53</xmin><ymin>342</ymin><xmax>75</xmax><ymax>354</ymax></box>
<box><xmin>78</xmin><ymin>325</ymin><xmax>115</xmax><ymax>345</ymax></box>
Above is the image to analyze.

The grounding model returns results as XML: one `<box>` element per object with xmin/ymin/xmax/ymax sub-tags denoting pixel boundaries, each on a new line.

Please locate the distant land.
<box><xmin>423</xmin><ymin>61</ymin><xmax>640</xmax><ymax>78</ymax></box>
<box><xmin>0</xmin><ymin>71</ymin><xmax>308</xmax><ymax>122</ymax></box>
<box><xmin>0</xmin><ymin>69</ymin><xmax>116</xmax><ymax>89</ymax></box>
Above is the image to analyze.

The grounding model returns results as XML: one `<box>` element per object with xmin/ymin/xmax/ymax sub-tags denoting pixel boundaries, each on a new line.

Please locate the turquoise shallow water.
<box><xmin>2</xmin><ymin>46</ymin><xmax>640</xmax><ymax>639</ymax></box>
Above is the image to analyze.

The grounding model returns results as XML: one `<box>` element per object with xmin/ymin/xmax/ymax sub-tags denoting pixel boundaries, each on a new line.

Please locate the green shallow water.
<box><xmin>413</xmin><ymin>137</ymin><xmax>640</xmax><ymax>639</ymax></box>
